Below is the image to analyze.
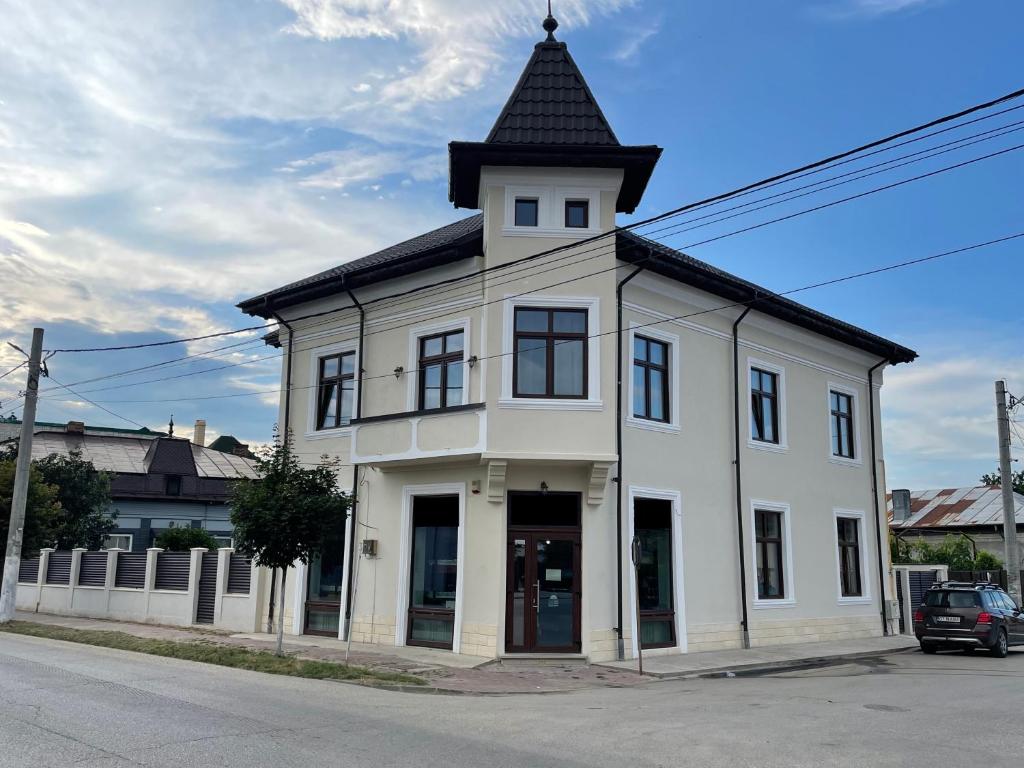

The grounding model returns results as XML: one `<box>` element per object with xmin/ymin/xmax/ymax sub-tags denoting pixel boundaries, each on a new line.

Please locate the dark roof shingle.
<box><xmin>238</xmin><ymin>214</ymin><xmax>483</xmax><ymax>315</ymax></box>
<box><xmin>486</xmin><ymin>42</ymin><xmax>619</xmax><ymax>146</ymax></box>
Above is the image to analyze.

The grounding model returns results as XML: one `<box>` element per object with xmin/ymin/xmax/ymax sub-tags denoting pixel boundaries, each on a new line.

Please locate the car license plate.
<box><xmin>935</xmin><ymin>616</ymin><xmax>960</xmax><ymax>623</ymax></box>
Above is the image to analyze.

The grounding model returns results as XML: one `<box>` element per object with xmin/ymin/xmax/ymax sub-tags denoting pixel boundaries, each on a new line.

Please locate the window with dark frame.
<box><xmin>755</xmin><ymin>509</ymin><xmax>785</xmax><ymax>600</ymax></box>
<box><xmin>836</xmin><ymin>517</ymin><xmax>862</xmax><ymax>597</ymax></box>
<box><xmin>316</xmin><ymin>351</ymin><xmax>356</xmax><ymax>430</ymax></box>
<box><xmin>632</xmin><ymin>335</ymin><xmax>670</xmax><ymax>422</ymax></box>
<box><xmin>418</xmin><ymin>330</ymin><xmax>464</xmax><ymax>410</ymax></box>
<box><xmin>165</xmin><ymin>475</ymin><xmax>181</xmax><ymax>497</ymax></box>
<box><xmin>565</xmin><ymin>199</ymin><xmax>589</xmax><ymax>228</ymax></box>
<box><xmin>830</xmin><ymin>390</ymin><xmax>855</xmax><ymax>459</ymax></box>
<box><xmin>635</xmin><ymin>499</ymin><xmax>675</xmax><ymax>649</ymax></box>
<box><xmin>513</xmin><ymin>307</ymin><xmax>587</xmax><ymax>399</ymax></box>
<box><xmin>407</xmin><ymin>496</ymin><xmax>459</xmax><ymax>650</ymax></box>
<box><xmin>514</xmin><ymin>197</ymin><xmax>539</xmax><ymax>227</ymax></box>
<box><xmin>750</xmin><ymin>367</ymin><xmax>780</xmax><ymax>444</ymax></box>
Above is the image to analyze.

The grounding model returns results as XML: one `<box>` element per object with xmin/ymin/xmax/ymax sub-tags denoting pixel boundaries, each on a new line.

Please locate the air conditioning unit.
<box><xmin>361</xmin><ymin>539</ymin><xmax>378</xmax><ymax>557</ymax></box>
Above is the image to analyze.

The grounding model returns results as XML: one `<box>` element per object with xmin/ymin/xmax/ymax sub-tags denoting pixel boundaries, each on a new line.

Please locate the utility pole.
<box><xmin>996</xmin><ymin>380</ymin><xmax>1020</xmax><ymax>604</ymax></box>
<box><xmin>0</xmin><ymin>328</ymin><xmax>44</xmax><ymax>624</ymax></box>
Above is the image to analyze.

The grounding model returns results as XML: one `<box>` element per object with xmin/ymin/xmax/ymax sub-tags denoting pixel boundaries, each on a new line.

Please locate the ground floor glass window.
<box><xmin>408</xmin><ymin>496</ymin><xmax>459</xmax><ymax>649</ymax></box>
<box><xmin>635</xmin><ymin>499</ymin><xmax>675</xmax><ymax>649</ymax></box>
<box><xmin>305</xmin><ymin>532</ymin><xmax>345</xmax><ymax>636</ymax></box>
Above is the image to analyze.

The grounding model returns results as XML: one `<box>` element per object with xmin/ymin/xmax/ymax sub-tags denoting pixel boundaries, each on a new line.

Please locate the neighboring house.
<box><xmin>889</xmin><ymin>486</ymin><xmax>1024</xmax><ymax>567</ymax></box>
<box><xmin>7</xmin><ymin>418</ymin><xmax>258</xmax><ymax>552</ymax></box>
<box><xmin>238</xmin><ymin>16</ymin><xmax>916</xmax><ymax>660</ymax></box>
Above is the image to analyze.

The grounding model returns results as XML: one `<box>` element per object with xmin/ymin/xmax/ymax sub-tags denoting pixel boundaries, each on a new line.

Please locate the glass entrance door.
<box><xmin>304</xmin><ymin>535</ymin><xmax>345</xmax><ymax>636</ymax></box>
<box><xmin>506</xmin><ymin>531</ymin><xmax>581</xmax><ymax>653</ymax></box>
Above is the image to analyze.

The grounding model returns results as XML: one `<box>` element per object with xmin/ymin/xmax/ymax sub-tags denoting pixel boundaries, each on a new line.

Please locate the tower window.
<box><xmin>565</xmin><ymin>200</ymin><xmax>589</xmax><ymax>228</ymax></box>
<box><xmin>514</xmin><ymin>198</ymin><xmax>539</xmax><ymax>227</ymax></box>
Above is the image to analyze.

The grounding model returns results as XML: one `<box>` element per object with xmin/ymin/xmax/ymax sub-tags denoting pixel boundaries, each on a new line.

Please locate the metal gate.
<box><xmin>195</xmin><ymin>552</ymin><xmax>218</xmax><ymax>624</ymax></box>
<box><xmin>908</xmin><ymin>569</ymin><xmax>938</xmax><ymax>613</ymax></box>
<box><xmin>896</xmin><ymin>574</ymin><xmax>904</xmax><ymax>634</ymax></box>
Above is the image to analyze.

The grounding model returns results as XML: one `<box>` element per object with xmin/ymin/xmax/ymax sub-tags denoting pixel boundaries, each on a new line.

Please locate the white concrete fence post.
<box><xmin>104</xmin><ymin>548</ymin><xmax>120</xmax><ymax>613</ymax></box>
<box><xmin>144</xmin><ymin>547</ymin><xmax>162</xmax><ymax>614</ymax></box>
<box><xmin>214</xmin><ymin>547</ymin><xmax>232</xmax><ymax>625</ymax></box>
<box><xmin>187</xmin><ymin>548</ymin><xmax>207</xmax><ymax>625</ymax></box>
<box><xmin>69</xmin><ymin>547</ymin><xmax>86</xmax><ymax>613</ymax></box>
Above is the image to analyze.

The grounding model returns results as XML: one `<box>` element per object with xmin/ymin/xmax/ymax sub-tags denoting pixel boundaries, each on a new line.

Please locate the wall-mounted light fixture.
<box><xmin>540</xmin><ymin>481</ymin><xmax>549</xmax><ymax>495</ymax></box>
<box><xmin>393</xmin><ymin>365</ymin><xmax>404</xmax><ymax>379</ymax></box>
<box><xmin>468</xmin><ymin>355</ymin><xmax>478</xmax><ymax>369</ymax></box>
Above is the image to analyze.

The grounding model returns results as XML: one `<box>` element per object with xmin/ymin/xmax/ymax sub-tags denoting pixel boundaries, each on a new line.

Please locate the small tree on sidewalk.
<box><xmin>229</xmin><ymin>430</ymin><xmax>349</xmax><ymax>656</ymax></box>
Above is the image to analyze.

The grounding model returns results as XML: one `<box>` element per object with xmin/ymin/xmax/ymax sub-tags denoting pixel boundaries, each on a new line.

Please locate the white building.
<box><xmin>238</xmin><ymin>16</ymin><xmax>916</xmax><ymax>661</ymax></box>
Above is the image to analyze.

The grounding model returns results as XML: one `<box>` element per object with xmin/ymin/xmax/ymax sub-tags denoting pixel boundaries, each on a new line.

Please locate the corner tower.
<box><xmin>448</xmin><ymin>12</ymin><xmax>662</xmax><ymax>249</ymax></box>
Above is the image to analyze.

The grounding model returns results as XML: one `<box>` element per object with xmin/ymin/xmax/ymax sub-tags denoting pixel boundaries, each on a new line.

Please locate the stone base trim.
<box><xmin>460</xmin><ymin>623</ymin><xmax>498</xmax><ymax>658</ymax></box>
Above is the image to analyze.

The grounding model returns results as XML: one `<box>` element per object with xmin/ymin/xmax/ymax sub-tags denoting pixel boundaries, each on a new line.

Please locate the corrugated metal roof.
<box><xmin>486</xmin><ymin>41</ymin><xmax>619</xmax><ymax>146</ymax></box>
<box><xmin>29</xmin><ymin>431</ymin><xmax>257</xmax><ymax>479</ymax></box>
<box><xmin>888</xmin><ymin>486</ymin><xmax>1024</xmax><ymax>528</ymax></box>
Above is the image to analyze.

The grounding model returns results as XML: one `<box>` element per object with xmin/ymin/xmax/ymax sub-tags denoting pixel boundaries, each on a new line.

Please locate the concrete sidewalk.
<box><xmin>598</xmin><ymin>634</ymin><xmax>918</xmax><ymax>678</ymax></box>
<box><xmin>8</xmin><ymin>611</ymin><xmax>917</xmax><ymax>692</ymax></box>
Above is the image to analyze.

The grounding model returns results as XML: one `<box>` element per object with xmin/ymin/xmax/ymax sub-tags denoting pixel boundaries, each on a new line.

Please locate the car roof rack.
<box><xmin>930</xmin><ymin>580</ymin><xmax>1002</xmax><ymax>590</ymax></box>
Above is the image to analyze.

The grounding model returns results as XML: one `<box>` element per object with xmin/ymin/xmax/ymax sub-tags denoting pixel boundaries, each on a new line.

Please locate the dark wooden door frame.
<box><xmin>505</xmin><ymin>530</ymin><xmax>582</xmax><ymax>654</ymax></box>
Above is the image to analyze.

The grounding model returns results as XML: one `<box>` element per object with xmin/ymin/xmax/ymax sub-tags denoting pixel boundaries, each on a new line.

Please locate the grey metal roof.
<box><xmin>238</xmin><ymin>214</ymin><xmax>483</xmax><ymax>314</ymax></box>
<box><xmin>29</xmin><ymin>431</ymin><xmax>257</xmax><ymax>479</ymax></box>
<box><xmin>889</xmin><ymin>487</ymin><xmax>1024</xmax><ymax>529</ymax></box>
<box><xmin>486</xmin><ymin>41</ymin><xmax>619</xmax><ymax>146</ymax></box>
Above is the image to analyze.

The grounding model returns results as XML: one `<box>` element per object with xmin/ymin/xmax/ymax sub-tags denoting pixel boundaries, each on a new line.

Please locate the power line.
<box><xmin>45</xmin><ymin>375</ymin><xmax>149</xmax><ymax>430</ymax></box>
<box><xmin>36</xmin><ymin>87</ymin><xmax>1024</xmax><ymax>357</ymax></box>
<box><xmin>39</xmin><ymin>140</ymin><xmax>1024</xmax><ymax>405</ymax></box>
<box><xmin>0</xmin><ymin>362</ymin><xmax>26</xmax><ymax>381</ymax></box>
<box><xmin>47</xmin><ymin>324</ymin><xmax>273</xmax><ymax>354</ymax></box>
<box><xmin>45</xmin><ymin>232</ymin><xmax>1022</xmax><ymax>406</ymax></box>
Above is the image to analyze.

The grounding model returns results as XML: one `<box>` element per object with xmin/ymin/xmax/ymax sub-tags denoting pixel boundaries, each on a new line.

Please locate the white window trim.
<box><xmin>499</xmin><ymin>294</ymin><xmax>602</xmax><ymax>410</ymax></box>
<box><xmin>746</xmin><ymin>357</ymin><xmax>788</xmax><ymax>453</ymax></box>
<box><xmin>833</xmin><ymin>508</ymin><xmax>872</xmax><ymax>605</ymax></box>
<box><xmin>503</xmin><ymin>184</ymin><xmax>602</xmax><ymax>238</ymax></box>
<box><xmin>826</xmin><ymin>381</ymin><xmax>863</xmax><ymax>467</ymax></box>
<box><xmin>626</xmin><ymin>323</ymin><xmax>681</xmax><ymax>434</ymax></box>
<box><xmin>305</xmin><ymin>339</ymin><xmax>360</xmax><ymax>440</ymax></box>
<box><xmin>103</xmin><ymin>534</ymin><xmax>133</xmax><ymax>551</ymax></box>
<box><xmin>406</xmin><ymin>318</ymin><xmax>472</xmax><ymax>412</ymax></box>
<box><xmin>395</xmin><ymin>483</ymin><xmax>467</xmax><ymax>653</ymax></box>
<box><xmin>627</xmin><ymin>487</ymin><xmax>687</xmax><ymax>658</ymax></box>
<box><xmin>750</xmin><ymin>499</ymin><xmax>796</xmax><ymax>608</ymax></box>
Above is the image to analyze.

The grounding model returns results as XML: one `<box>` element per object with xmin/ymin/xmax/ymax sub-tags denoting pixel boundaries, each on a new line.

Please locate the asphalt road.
<box><xmin>2</xmin><ymin>634</ymin><xmax>1023</xmax><ymax>768</ymax></box>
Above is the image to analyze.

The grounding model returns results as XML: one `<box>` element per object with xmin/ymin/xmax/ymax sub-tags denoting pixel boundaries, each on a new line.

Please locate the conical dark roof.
<box><xmin>486</xmin><ymin>41</ymin><xmax>619</xmax><ymax>146</ymax></box>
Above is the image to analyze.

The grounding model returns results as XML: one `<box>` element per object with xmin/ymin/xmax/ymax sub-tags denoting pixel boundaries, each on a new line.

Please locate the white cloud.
<box><xmin>882</xmin><ymin>350</ymin><xmax>1024</xmax><ymax>489</ymax></box>
<box><xmin>610</xmin><ymin>20</ymin><xmax>662</xmax><ymax>63</ymax></box>
<box><xmin>816</xmin><ymin>0</ymin><xmax>942</xmax><ymax>20</ymax></box>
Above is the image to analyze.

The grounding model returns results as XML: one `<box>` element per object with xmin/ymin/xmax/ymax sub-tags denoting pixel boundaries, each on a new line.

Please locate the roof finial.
<box><xmin>168</xmin><ymin>414</ymin><xmax>174</xmax><ymax>437</ymax></box>
<box><xmin>543</xmin><ymin>1</ymin><xmax>558</xmax><ymax>42</ymax></box>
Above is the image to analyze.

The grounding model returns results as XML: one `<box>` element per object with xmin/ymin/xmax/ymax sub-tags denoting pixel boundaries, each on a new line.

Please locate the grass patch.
<box><xmin>0</xmin><ymin>621</ymin><xmax>424</xmax><ymax>686</ymax></box>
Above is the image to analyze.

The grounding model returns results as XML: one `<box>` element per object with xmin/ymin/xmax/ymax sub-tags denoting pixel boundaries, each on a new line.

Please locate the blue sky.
<box><xmin>0</xmin><ymin>0</ymin><xmax>1020</xmax><ymax>489</ymax></box>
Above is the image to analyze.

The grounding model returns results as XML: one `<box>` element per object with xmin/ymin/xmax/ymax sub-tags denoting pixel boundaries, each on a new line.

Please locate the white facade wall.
<box><xmin>268</xmin><ymin>166</ymin><xmax>899</xmax><ymax>661</ymax></box>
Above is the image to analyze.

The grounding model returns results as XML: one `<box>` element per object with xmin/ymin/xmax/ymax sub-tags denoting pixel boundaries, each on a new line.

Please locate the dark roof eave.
<box><xmin>448</xmin><ymin>142</ymin><xmax>662</xmax><ymax>214</ymax></box>
<box><xmin>237</xmin><ymin>227</ymin><xmax>483</xmax><ymax>317</ymax></box>
<box><xmin>618</xmin><ymin>233</ymin><xmax>917</xmax><ymax>365</ymax></box>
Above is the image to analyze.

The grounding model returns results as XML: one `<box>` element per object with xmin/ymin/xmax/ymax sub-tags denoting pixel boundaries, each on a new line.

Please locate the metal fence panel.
<box><xmin>114</xmin><ymin>552</ymin><xmax>146</xmax><ymax>588</ymax></box>
<box><xmin>154</xmin><ymin>552</ymin><xmax>190</xmax><ymax>591</ymax></box>
<box><xmin>195</xmin><ymin>552</ymin><xmax>219</xmax><ymax>624</ymax></box>
<box><xmin>226</xmin><ymin>555</ymin><xmax>252</xmax><ymax>595</ymax></box>
<box><xmin>45</xmin><ymin>552</ymin><xmax>72</xmax><ymax>585</ymax></box>
<box><xmin>78</xmin><ymin>552</ymin><xmax>108</xmax><ymax>587</ymax></box>
<box><xmin>18</xmin><ymin>558</ymin><xmax>39</xmax><ymax>584</ymax></box>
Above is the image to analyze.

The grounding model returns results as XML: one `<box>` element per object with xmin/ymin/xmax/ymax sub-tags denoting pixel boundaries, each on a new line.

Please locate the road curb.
<box><xmin>684</xmin><ymin>646</ymin><xmax>918</xmax><ymax>679</ymax></box>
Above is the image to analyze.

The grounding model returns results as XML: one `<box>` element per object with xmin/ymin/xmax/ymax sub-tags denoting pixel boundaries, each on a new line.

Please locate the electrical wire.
<box><xmin>45</xmin><ymin>375</ymin><xmax>149</xmax><ymax>430</ymax></box>
<box><xmin>43</xmin><ymin>232</ymin><xmax>1022</xmax><ymax>406</ymax></box>
<box><xmin>35</xmin><ymin>87</ymin><xmax>1024</xmax><ymax>357</ymax></box>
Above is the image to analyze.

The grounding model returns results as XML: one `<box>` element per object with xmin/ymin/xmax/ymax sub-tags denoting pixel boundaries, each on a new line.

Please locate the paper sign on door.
<box><xmin>545</xmin><ymin>569</ymin><xmax>562</xmax><ymax>581</ymax></box>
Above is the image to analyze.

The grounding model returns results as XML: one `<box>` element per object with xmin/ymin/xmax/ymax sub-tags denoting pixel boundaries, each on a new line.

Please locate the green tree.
<box><xmin>229</xmin><ymin>431</ymin><xmax>349</xmax><ymax>655</ymax></box>
<box><xmin>33</xmin><ymin>451</ymin><xmax>115</xmax><ymax>550</ymax></box>
<box><xmin>973</xmin><ymin>550</ymin><xmax>1003</xmax><ymax>570</ymax></box>
<box><xmin>155</xmin><ymin>526</ymin><xmax>221</xmax><ymax>552</ymax></box>
<box><xmin>0</xmin><ymin>457</ymin><xmax>62</xmax><ymax>555</ymax></box>
<box><xmin>980</xmin><ymin>469</ymin><xmax>1024</xmax><ymax>494</ymax></box>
